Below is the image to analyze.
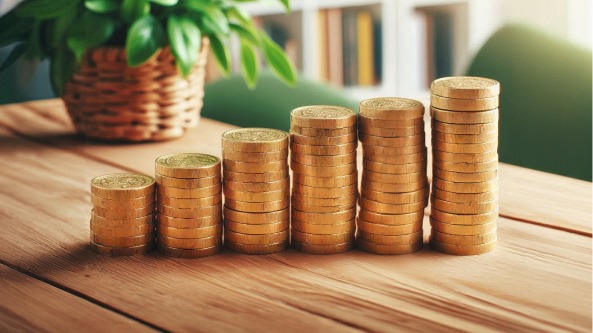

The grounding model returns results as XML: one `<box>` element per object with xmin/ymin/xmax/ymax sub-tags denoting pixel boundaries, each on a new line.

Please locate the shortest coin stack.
<box><xmin>90</xmin><ymin>173</ymin><xmax>156</xmax><ymax>256</ymax></box>
<box><xmin>155</xmin><ymin>153</ymin><xmax>222</xmax><ymax>258</ymax></box>
<box><xmin>222</xmin><ymin>128</ymin><xmax>290</xmax><ymax>254</ymax></box>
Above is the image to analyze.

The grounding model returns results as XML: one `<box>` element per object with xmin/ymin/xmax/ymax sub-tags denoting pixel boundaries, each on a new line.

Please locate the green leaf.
<box><xmin>185</xmin><ymin>0</ymin><xmax>229</xmax><ymax>35</ymax></box>
<box><xmin>167</xmin><ymin>15</ymin><xmax>201</xmax><ymax>77</ymax></box>
<box><xmin>85</xmin><ymin>0</ymin><xmax>120</xmax><ymax>13</ymax></box>
<box><xmin>260</xmin><ymin>33</ymin><xmax>296</xmax><ymax>86</ymax></box>
<box><xmin>240</xmin><ymin>41</ymin><xmax>258</xmax><ymax>88</ymax></box>
<box><xmin>14</xmin><ymin>0</ymin><xmax>79</xmax><ymax>20</ymax></box>
<box><xmin>67</xmin><ymin>11</ymin><xmax>116</xmax><ymax>60</ymax></box>
<box><xmin>277</xmin><ymin>0</ymin><xmax>290</xmax><ymax>12</ymax></box>
<box><xmin>230</xmin><ymin>23</ymin><xmax>259</xmax><ymax>45</ymax></box>
<box><xmin>126</xmin><ymin>15</ymin><xmax>166</xmax><ymax>67</ymax></box>
<box><xmin>50</xmin><ymin>47</ymin><xmax>76</xmax><ymax>95</ymax></box>
<box><xmin>226</xmin><ymin>5</ymin><xmax>251</xmax><ymax>25</ymax></box>
<box><xmin>150</xmin><ymin>0</ymin><xmax>178</xmax><ymax>5</ymax></box>
<box><xmin>0</xmin><ymin>44</ymin><xmax>27</xmax><ymax>72</ymax></box>
<box><xmin>0</xmin><ymin>12</ymin><xmax>34</xmax><ymax>47</ymax></box>
<box><xmin>121</xmin><ymin>0</ymin><xmax>150</xmax><ymax>24</ymax></box>
<box><xmin>208</xmin><ymin>34</ymin><xmax>230</xmax><ymax>75</ymax></box>
<box><xmin>46</xmin><ymin>5</ymin><xmax>78</xmax><ymax>49</ymax></box>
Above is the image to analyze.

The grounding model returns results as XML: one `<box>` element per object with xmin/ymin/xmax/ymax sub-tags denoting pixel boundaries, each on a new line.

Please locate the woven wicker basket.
<box><xmin>62</xmin><ymin>38</ymin><xmax>209</xmax><ymax>142</ymax></box>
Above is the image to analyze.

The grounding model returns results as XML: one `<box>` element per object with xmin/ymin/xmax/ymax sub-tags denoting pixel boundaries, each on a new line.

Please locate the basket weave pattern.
<box><xmin>62</xmin><ymin>38</ymin><xmax>209</xmax><ymax>142</ymax></box>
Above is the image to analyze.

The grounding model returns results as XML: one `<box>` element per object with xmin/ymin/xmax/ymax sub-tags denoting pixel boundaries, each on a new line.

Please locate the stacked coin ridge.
<box><xmin>429</xmin><ymin>76</ymin><xmax>500</xmax><ymax>255</ymax></box>
<box><xmin>155</xmin><ymin>153</ymin><xmax>222</xmax><ymax>258</ymax></box>
<box><xmin>222</xmin><ymin>128</ymin><xmax>290</xmax><ymax>254</ymax></box>
<box><xmin>90</xmin><ymin>173</ymin><xmax>155</xmax><ymax>256</ymax></box>
<box><xmin>357</xmin><ymin>97</ymin><xmax>428</xmax><ymax>254</ymax></box>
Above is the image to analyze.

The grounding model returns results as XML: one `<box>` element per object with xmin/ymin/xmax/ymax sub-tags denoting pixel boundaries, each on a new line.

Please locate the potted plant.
<box><xmin>0</xmin><ymin>0</ymin><xmax>296</xmax><ymax>141</ymax></box>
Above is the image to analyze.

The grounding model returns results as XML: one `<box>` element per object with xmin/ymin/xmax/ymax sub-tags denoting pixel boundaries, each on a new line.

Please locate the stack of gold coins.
<box><xmin>429</xmin><ymin>76</ymin><xmax>500</xmax><ymax>255</ymax></box>
<box><xmin>357</xmin><ymin>98</ymin><xmax>428</xmax><ymax>254</ymax></box>
<box><xmin>289</xmin><ymin>105</ymin><xmax>358</xmax><ymax>254</ymax></box>
<box><xmin>222</xmin><ymin>128</ymin><xmax>290</xmax><ymax>254</ymax></box>
<box><xmin>90</xmin><ymin>173</ymin><xmax>155</xmax><ymax>256</ymax></box>
<box><xmin>155</xmin><ymin>153</ymin><xmax>222</xmax><ymax>258</ymax></box>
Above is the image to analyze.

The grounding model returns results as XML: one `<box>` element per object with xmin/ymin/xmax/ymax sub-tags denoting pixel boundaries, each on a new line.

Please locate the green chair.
<box><xmin>201</xmin><ymin>72</ymin><xmax>358</xmax><ymax>132</ymax></box>
<box><xmin>466</xmin><ymin>24</ymin><xmax>592</xmax><ymax>181</ymax></box>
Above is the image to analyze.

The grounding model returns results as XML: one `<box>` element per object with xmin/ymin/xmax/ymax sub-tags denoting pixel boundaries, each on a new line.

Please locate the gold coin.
<box><xmin>433</xmin><ymin>150</ymin><xmax>498</xmax><ymax>163</ymax></box>
<box><xmin>290</xmin><ymin>131</ymin><xmax>357</xmax><ymax>145</ymax></box>
<box><xmin>359</xmin><ymin>133</ymin><xmax>425</xmax><ymax>147</ymax></box>
<box><xmin>291</xmin><ymin>142</ymin><xmax>357</xmax><ymax>156</ymax></box>
<box><xmin>359</xmin><ymin>123</ymin><xmax>425</xmax><ymax>137</ymax></box>
<box><xmin>158</xmin><ymin>203</ymin><xmax>221</xmax><ymax>218</ymax></box>
<box><xmin>90</xmin><ymin>241</ymin><xmax>153</xmax><ymax>256</ymax></box>
<box><xmin>223</xmin><ymin>188</ymin><xmax>288</xmax><ymax>202</ymax></box>
<box><xmin>90</xmin><ymin>211</ymin><xmax>153</xmax><ymax>228</ymax></box>
<box><xmin>359</xmin><ymin>115</ymin><xmax>424</xmax><ymax>128</ymax></box>
<box><xmin>431</xmin><ymin>76</ymin><xmax>500</xmax><ymax>99</ymax></box>
<box><xmin>291</xmin><ymin>229</ymin><xmax>355</xmax><ymax>245</ymax></box>
<box><xmin>433</xmin><ymin>158</ymin><xmax>498</xmax><ymax>173</ymax></box>
<box><xmin>429</xmin><ymin>218</ymin><xmax>497</xmax><ymax>235</ymax></box>
<box><xmin>223</xmin><ymin>169</ymin><xmax>289</xmax><ymax>183</ymax></box>
<box><xmin>359</xmin><ymin>197</ymin><xmax>426</xmax><ymax>214</ymax></box>
<box><xmin>155</xmin><ymin>173</ymin><xmax>220</xmax><ymax>189</ymax></box>
<box><xmin>157</xmin><ymin>213</ymin><xmax>221</xmax><ymax>228</ymax></box>
<box><xmin>224</xmin><ymin>229</ymin><xmax>289</xmax><ymax>245</ymax></box>
<box><xmin>93</xmin><ymin>204</ymin><xmax>155</xmax><ymax>220</ymax></box>
<box><xmin>358</xmin><ymin>209</ymin><xmax>424</xmax><ymax>225</ymax></box>
<box><xmin>90</xmin><ymin>232</ymin><xmax>154</xmax><ymax>247</ymax></box>
<box><xmin>430</xmin><ymin>107</ymin><xmax>499</xmax><ymax>124</ymax></box>
<box><xmin>430</xmin><ymin>229</ymin><xmax>497</xmax><ymax>245</ymax></box>
<box><xmin>291</xmin><ymin>208</ymin><xmax>356</xmax><ymax>224</ymax></box>
<box><xmin>90</xmin><ymin>222</ymin><xmax>154</xmax><ymax>237</ymax></box>
<box><xmin>432</xmin><ymin>177</ymin><xmax>498</xmax><ymax>194</ymax></box>
<box><xmin>433</xmin><ymin>169</ymin><xmax>498</xmax><ymax>183</ymax></box>
<box><xmin>430</xmin><ymin>208</ymin><xmax>498</xmax><ymax>225</ymax></box>
<box><xmin>158</xmin><ymin>244</ymin><xmax>220</xmax><ymax>258</ymax></box>
<box><xmin>293</xmin><ymin>173</ymin><xmax>357</xmax><ymax>187</ymax></box>
<box><xmin>291</xmin><ymin>239</ymin><xmax>353</xmax><ymax>254</ymax></box>
<box><xmin>364</xmin><ymin>144</ymin><xmax>426</xmax><ymax>157</ymax></box>
<box><xmin>291</xmin><ymin>219</ymin><xmax>355</xmax><ymax>235</ymax></box>
<box><xmin>158</xmin><ymin>234</ymin><xmax>222</xmax><ymax>249</ymax></box>
<box><xmin>157</xmin><ymin>194</ymin><xmax>222</xmax><ymax>208</ymax></box>
<box><xmin>432</xmin><ymin>119</ymin><xmax>497</xmax><ymax>135</ymax></box>
<box><xmin>222</xmin><ymin>148</ymin><xmax>288</xmax><ymax>163</ymax></box>
<box><xmin>221</xmin><ymin>128</ymin><xmax>289</xmax><ymax>152</ymax></box>
<box><xmin>224</xmin><ymin>197</ymin><xmax>289</xmax><ymax>212</ymax></box>
<box><xmin>359</xmin><ymin>97</ymin><xmax>425</xmax><ymax>120</ymax></box>
<box><xmin>431</xmin><ymin>197</ymin><xmax>498</xmax><ymax>214</ymax></box>
<box><xmin>224</xmin><ymin>219</ymin><xmax>289</xmax><ymax>234</ymax></box>
<box><xmin>157</xmin><ymin>223</ymin><xmax>222</xmax><ymax>239</ymax></box>
<box><xmin>361</xmin><ymin>187</ymin><xmax>428</xmax><ymax>204</ymax></box>
<box><xmin>290</xmin><ymin>105</ymin><xmax>356</xmax><ymax>129</ymax></box>
<box><xmin>431</xmin><ymin>188</ymin><xmax>498</xmax><ymax>203</ymax></box>
<box><xmin>225</xmin><ymin>241</ymin><xmax>287</xmax><ymax>254</ymax></box>
<box><xmin>357</xmin><ymin>230</ymin><xmax>423</xmax><ymax>245</ymax></box>
<box><xmin>291</xmin><ymin>200</ymin><xmax>355</xmax><ymax>213</ymax></box>
<box><xmin>155</xmin><ymin>153</ymin><xmax>220</xmax><ymax>179</ymax></box>
<box><xmin>223</xmin><ymin>159</ymin><xmax>287</xmax><ymax>173</ymax></box>
<box><xmin>363</xmin><ymin>158</ymin><xmax>427</xmax><ymax>174</ymax></box>
<box><xmin>290</xmin><ymin>125</ymin><xmax>355</xmax><ymax>137</ymax></box>
<box><xmin>362</xmin><ymin>170</ymin><xmax>427</xmax><ymax>184</ymax></box>
<box><xmin>364</xmin><ymin>149</ymin><xmax>427</xmax><ymax>165</ymax></box>
<box><xmin>91</xmin><ymin>173</ymin><xmax>155</xmax><ymax>199</ymax></box>
<box><xmin>432</xmin><ymin>140</ymin><xmax>498</xmax><ymax>154</ymax></box>
<box><xmin>291</xmin><ymin>151</ymin><xmax>356</xmax><ymax>167</ymax></box>
<box><xmin>223</xmin><ymin>178</ymin><xmax>289</xmax><ymax>192</ymax></box>
<box><xmin>356</xmin><ymin>238</ymin><xmax>422</xmax><ymax>255</ymax></box>
<box><xmin>431</xmin><ymin>95</ymin><xmax>498</xmax><ymax>111</ymax></box>
<box><xmin>362</xmin><ymin>178</ymin><xmax>427</xmax><ymax>193</ymax></box>
<box><xmin>292</xmin><ymin>183</ymin><xmax>358</xmax><ymax>198</ymax></box>
<box><xmin>429</xmin><ymin>238</ymin><xmax>496</xmax><ymax>255</ymax></box>
<box><xmin>291</xmin><ymin>161</ymin><xmax>357</xmax><ymax>177</ymax></box>
<box><xmin>292</xmin><ymin>193</ymin><xmax>358</xmax><ymax>207</ymax></box>
<box><xmin>91</xmin><ymin>193</ymin><xmax>154</xmax><ymax>209</ymax></box>
<box><xmin>157</xmin><ymin>183</ymin><xmax>222</xmax><ymax>198</ymax></box>
<box><xmin>433</xmin><ymin>131</ymin><xmax>498</xmax><ymax>144</ymax></box>
<box><xmin>357</xmin><ymin>219</ymin><xmax>422</xmax><ymax>235</ymax></box>
<box><xmin>223</xmin><ymin>207</ymin><xmax>289</xmax><ymax>224</ymax></box>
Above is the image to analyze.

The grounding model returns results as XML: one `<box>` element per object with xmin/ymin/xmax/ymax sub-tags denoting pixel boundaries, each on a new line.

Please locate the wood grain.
<box><xmin>0</xmin><ymin>122</ymin><xmax>590</xmax><ymax>332</ymax></box>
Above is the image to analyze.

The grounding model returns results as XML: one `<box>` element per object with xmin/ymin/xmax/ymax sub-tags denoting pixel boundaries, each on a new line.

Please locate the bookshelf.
<box><xmin>234</xmin><ymin>0</ymin><xmax>495</xmax><ymax>100</ymax></box>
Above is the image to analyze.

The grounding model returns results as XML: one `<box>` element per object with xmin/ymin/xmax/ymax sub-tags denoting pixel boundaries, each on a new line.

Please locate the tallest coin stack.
<box><xmin>429</xmin><ymin>76</ymin><xmax>500</xmax><ymax>255</ymax></box>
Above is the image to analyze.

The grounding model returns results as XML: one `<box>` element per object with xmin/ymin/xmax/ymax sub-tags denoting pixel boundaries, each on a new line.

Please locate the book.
<box><xmin>356</xmin><ymin>11</ymin><xmax>374</xmax><ymax>86</ymax></box>
<box><xmin>317</xmin><ymin>9</ymin><xmax>329</xmax><ymax>81</ymax></box>
<box><xmin>342</xmin><ymin>10</ymin><xmax>358</xmax><ymax>86</ymax></box>
<box><xmin>327</xmin><ymin>8</ymin><xmax>343</xmax><ymax>86</ymax></box>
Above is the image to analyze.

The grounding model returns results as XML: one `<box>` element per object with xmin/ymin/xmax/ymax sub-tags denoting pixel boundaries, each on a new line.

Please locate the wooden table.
<box><xmin>0</xmin><ymin>99</ymin><xmax>591</xmax><ymax>332</ymax></box>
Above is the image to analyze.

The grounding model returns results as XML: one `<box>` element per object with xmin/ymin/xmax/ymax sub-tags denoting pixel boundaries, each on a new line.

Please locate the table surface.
<box><xmin>0</xmin><ymin>99</ymin><xmax>591</xmax><ymax>333</ymax></box>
